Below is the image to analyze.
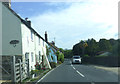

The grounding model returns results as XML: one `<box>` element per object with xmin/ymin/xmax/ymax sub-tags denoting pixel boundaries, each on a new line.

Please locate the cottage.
<box><xmin>1</xmin><ymin>1</ymin><xmax>51</xmax><ymax>73</ymax></box>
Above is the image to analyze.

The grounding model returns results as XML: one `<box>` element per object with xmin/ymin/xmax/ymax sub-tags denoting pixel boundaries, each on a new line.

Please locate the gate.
<box><xmin>11</xmin><ymin>56</ymin><xmax>30</xmax><ymax>82</ymax></box>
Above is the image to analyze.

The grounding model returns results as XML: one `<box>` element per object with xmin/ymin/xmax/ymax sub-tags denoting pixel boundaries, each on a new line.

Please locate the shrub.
<box><xmin>58</xmin><ymin>61</ymin><xmax>62</xmax><ymax>64</ymax></box>
<box><xmin>56</xmin><ymin>51</ymin><xmax>64</xmax><ymax>63</ymax></box>
<box><xmin>60</xmin><ymin>53</ymin><xmax>64</xmax><ymax>63</ymax></box>
<box><xmin>84</xmin><ymin>54</ymin><xmax>90</xmax><ymax>57</ymax></box>
<box><xmin>30</xmin><ymin>70</ymin><xmax>39</xmax><ymax>75</ymax></box>
<box><xmin>50</xmin><ymin>62</ymin><xmax>56</xmax><ymax>68</ymax></box>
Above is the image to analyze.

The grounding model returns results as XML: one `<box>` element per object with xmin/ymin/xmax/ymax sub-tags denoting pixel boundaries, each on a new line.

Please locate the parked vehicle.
<box><xmin>72</xmin><ymin>56</ymin><xmax>82</xmax><ymax>64</ymax></box>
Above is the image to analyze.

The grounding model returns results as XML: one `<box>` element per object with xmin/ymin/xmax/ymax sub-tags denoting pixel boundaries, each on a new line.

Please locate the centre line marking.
<box><xmin>76</xmin><ymin>70</ymin><xmax>85</xmax><ymax>77</ymax></box>
<box><xmin>73</xmin><ymin>67</ymin><xmax>76</xmax><ymax>70</ymax></box>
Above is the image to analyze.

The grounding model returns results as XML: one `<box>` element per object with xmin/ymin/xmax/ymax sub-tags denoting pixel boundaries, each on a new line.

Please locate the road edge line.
<box><xmin>35</xmin><ymin>63</ymin><xmax>63</xmax><ymax>84</ymax></box>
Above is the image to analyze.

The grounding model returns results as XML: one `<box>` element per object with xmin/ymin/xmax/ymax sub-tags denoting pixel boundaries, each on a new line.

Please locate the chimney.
<box><xmin>45</xmin><ymin>31</ymin><xmax>48</xmax><ymax>42</ymax></box>
<box><xmin>25</xmin><ymin>17</ymin><xmax>31</xmax><ymax>27</ymax></box>
<box><xmin>3</xmin><ymin>0</ymin><xmax>11</xmax><ymax>8</ymax></box>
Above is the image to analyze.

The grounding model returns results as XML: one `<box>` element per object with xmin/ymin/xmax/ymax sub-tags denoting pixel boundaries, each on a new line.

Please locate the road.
<box><xmin>37</xmin><ymin>59</ymin><xmax>119</xmax><ymax>84</ymax></box>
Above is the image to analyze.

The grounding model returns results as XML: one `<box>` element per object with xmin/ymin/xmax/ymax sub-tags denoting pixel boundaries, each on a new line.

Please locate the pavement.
<box><xmin>36</xmin><ymin>59</ymin><xmax>119</xmax><ymax>83</ymax></box>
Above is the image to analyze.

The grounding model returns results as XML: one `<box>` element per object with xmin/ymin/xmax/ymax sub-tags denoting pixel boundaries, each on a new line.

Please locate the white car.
<box><xmin>72</xmin><ymin>56</ymin><xmax>82</xmax><ymax>64</ymax></box>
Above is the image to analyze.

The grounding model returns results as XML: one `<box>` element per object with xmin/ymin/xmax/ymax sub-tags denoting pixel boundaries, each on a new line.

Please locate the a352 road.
<box><xmin>36</xmin><ymin>59</ymin><xmax>119</xmax><ymax>84</ymax></box>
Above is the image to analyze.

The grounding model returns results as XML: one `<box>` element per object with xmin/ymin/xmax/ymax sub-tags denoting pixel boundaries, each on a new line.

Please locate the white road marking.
<box><xmin>70</xmin><ymin>60</ymin><xmax>85</xmax><ymax>78</ymax></box>
<box><xmin>76</xmin><ymin>70</ymin><xmax>85</xmax><ymax>77</ymax></box>
<box><xmin>36</xmin><ymin>64</ymin><xmax>62</xmax><ymax>84</ymax></box>
<box><xmin>36</xmin><ymin>69</ymin><xmax>54</xmax><ymax>83</ymax></box>
<box><xmin>73</xmin><ymin>67</ymin><xmax>76</xmax><ymax>70</ymax></box>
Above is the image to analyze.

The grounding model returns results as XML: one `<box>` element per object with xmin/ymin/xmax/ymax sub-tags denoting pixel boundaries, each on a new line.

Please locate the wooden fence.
<box><xmin>11</xmin><ymin>56</ymin><xmax>30</xmax><ymax>82</ymax></box>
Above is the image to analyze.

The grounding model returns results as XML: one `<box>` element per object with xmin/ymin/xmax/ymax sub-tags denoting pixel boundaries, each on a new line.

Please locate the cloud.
<box><xmin>30</xmin><ymin>0</ymin><xmax>118</xmax><ymax>49</ymax></box>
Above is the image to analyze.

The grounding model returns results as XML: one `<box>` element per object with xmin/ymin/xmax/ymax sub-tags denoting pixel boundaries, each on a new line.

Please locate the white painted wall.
<box><xmin>21</xmin><ymin>23</ymin><xmax>36</xmax><ymax>70</ymax></box>
<box><xmin>21</xmin><ymin>23</ymin><xmax>51</xmax><ymax>70</ymax></box>
<box><xmin>34</xmin><ymin>34</ymin><xmax>42</xmax><ymax>64</ymax></box>
<box><xmin>2</xmin><ymin>3</ymin><xmax>22</xmax><ymax>56</ymax></box>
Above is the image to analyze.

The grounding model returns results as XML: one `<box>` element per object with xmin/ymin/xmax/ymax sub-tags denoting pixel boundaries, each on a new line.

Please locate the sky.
<box><xmin>11</xmin><ymin>0</ymin><xmax>119</xmax><ymax>49</ymax></box>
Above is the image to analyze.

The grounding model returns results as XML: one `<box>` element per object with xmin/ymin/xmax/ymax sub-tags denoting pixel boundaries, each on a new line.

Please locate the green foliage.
<box><xmin>118</xmin><ymin>39</ymin><xmax>120</xmax><ymax>56</ymax></box>
<box><xmin>56</xmin><ymin>51</ymin><xmax>60</xmax><ymax>59</ymax></box>
<box><xmin>85</xmin><ymin>38</ymin><xmax>99</xmax><ymax>57</ymax></box>
<box><xmin>73</xmin><ymin>38</ymin><xmax>98</xmax><ymax>57</ymax></box>
<box><xmin>60</xmin><ymin>53</ymin><xmax>64</xmax><ymax>63</ymax></box>
<box><xmin>84</xmin><ymin>54</ymin><xmax>90</xmax><ymax>57</ymax></box>
<box><xmin>50</xmin><ymin>62</ymin><xmax>57</xmax><ymax>68</ymax></box>
<box><xmin>72</xmin><ymin>38</ymin><xmax>119</xmax><ymax>58</ymax></box>
<box><xmin>64</xmin><ymin>49</ymin><xmax>73</xmax><ymax>58</ymax></box>
<box><xmin>46</xmin><ymin>46</ymin><xmax>51</xmax><ymax>56</ymax></box>
<box><xmin>111</xmin><ymin>39</ymin><xmax>119</xmax><ymax>56</ymax></box>
<box><xmin>58</xmin><ymin>61</ymin><xmax>62</xmax><ymax>64</ymax></box>
<box><xmin>56</xmin><ymin>51</ymin><xmax>64</xmax><ymax>63</ymax></box>
<box><xmin>30</xmin><ymin>69</ymin><xmax>41</xmax><ymax>75</ymax></box>
<box><xmin>99</xmin><ymin>39</ymin><xmax>112</xmax><ymax>52</ymax></box>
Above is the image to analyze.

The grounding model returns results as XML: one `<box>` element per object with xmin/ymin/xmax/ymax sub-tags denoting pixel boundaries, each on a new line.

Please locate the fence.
<box><xmin>11</xmin><ymin>56</ymin><xmax>30</xmax><ymax>82</ymax></box>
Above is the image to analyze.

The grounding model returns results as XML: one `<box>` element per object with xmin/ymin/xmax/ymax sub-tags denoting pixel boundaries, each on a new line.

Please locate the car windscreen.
<box><xmin>73</xmin><ymin>57</ymin><xmax>80</xmax><ymax>59</ymax></box>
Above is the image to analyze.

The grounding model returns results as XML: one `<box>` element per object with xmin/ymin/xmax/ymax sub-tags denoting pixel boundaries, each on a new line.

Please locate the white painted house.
<box><xmin>1</xmin><ymin>2</ymin><xmax>51</xmax><ymax>72</ymax></box>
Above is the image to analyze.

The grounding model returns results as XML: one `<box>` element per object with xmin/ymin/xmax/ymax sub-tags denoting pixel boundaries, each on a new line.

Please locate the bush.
<box><xmin>50</xmin><ymin>62</ymin><xmax>57</xmax><ymax>68</ymax></box>
<box><xmin>30</xmin><ymin>70</ymin><xmax>40</xmax><ymax>75</ymax></box>
<box><xmin>58</xmin><ymin>61</ymin><xmax>62</xmax><ymax>64</ymax></box>
<box><xmin>60</xmin><ymin>53</ymin><xmax>64</xmax><ymax>63</ymax></box>
<box><xmin>56</xmin><ymin>51</ymin><xmax>64</xmax><ymax>63</ymax></box>
<box><xmin>84</xmin><ymin>54</ymin><xmax>90</xmax><ymax>57</ymax></box>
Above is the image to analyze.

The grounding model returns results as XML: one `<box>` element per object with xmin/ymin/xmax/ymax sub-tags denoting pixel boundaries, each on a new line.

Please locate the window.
<box><xmin>31</xmin><ymin>52</ymin><xmax>34</xmax><ymax>62</ymax></box>
<box><xmin>31</xmin><ymin>30</ymin><xmax>33</xmax><ymax>41</ymax></box>
<box><xmin>25</xmin><ymin>53</ymin><xmax>29</xmax><ymax>60</ymax></box>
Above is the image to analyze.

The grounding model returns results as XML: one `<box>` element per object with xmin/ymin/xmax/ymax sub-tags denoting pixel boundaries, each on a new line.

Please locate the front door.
<box><xmin>25</xmin><ymin>53</ymin><xmax>29</xmax><ymax>62</ymax></box>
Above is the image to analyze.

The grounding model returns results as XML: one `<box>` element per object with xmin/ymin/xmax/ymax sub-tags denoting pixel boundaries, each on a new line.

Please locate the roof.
<box><xmin>2</xmin><ymin>2</ymin><xmax>45</xmax><ymax>41</ymax></box>
<box><xmin>48</xmin><ymin>42</ymin><xmax>61</xmax><ymax>52</ymax></box>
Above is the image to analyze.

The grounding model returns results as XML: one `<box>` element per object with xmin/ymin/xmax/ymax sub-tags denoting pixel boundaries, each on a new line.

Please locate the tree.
<box><xmin>85</xmin><ymin>38</ymin><xmax>99</xmax><ymax>57</ymax></box>
<box><xmin>73</xmin><ymin>43</ymin><xmax>82</xmax><ymax>55</ymax></box>
<box><xmin>99</xmin><ymin>39</ymin><xmax>112</xmax><ymax>52</ymax></box>
<box><xmin>64</xmin><ymin>49</ymin><xmax>73</xmax><ymax>58</ymax></box>
<box><xmin>109</xmin><ymin>38</ymin><xmax>117</xmax><ymax>46</ymax></box>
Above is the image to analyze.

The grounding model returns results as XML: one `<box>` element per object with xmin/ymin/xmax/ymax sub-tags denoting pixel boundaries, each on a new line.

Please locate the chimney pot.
<box><xmin>25</xmin><ymin>18</ymin><xmax>31</xmax><ymax>27</ymax></box>
<box><xmin>3</xmin><ymin>0</ymin><xmax>11</xmax><ymax>8</ymax></box>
